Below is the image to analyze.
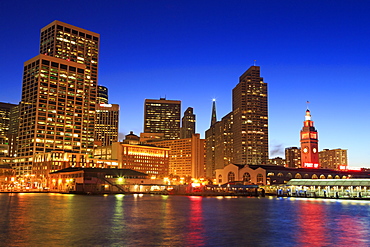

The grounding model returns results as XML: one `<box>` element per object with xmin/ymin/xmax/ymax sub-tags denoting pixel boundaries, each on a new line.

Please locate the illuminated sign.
<box><xmin>304</xmin><ymin>163</ymin><xmax>319</xmax><ymax>168</ymax></box>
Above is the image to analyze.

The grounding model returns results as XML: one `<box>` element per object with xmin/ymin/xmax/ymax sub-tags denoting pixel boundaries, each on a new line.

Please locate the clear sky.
<box><xmin>1</xmin><ymin>0</ymin><xmax>369</xmax><ymax>167</ymax></box>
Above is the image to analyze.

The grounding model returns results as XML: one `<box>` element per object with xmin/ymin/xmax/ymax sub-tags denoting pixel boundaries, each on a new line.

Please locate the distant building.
<box><xmin>180</xmin><ymin>107</ymin><xmax>195</xmax><ymax>139</ymax></box>
<box><xmin>94</xmin><ymin>103</ymin><xmax>119</xmax><ymax>147</ymax></box>
<box><xmin>300</xmin><ymin>109</ymin><xmax>319</xmax><ymax>168</ymax></box>
<box><xmin>285</xmin><ymin>147</ymin><xmax>301</xmax><ymax>168</ymax></box>
<box><xmin>151</xmin><ymin>133</ymin><xmax>205</xmax><ymax>178</ymax></box>
<box><xmin>97</xmin><ymin>85</ymin><xmax>108</xmax><ymax>104</ymax></box>
<box><xmin>144</xmin><ymin>98</ymin><xmax>181</xmax><ymax>140</ymax></box>
<box><xmin>205</xmin><ymin>66</ymin><xmax>268</xmax><ymax>178</ymax></box>
<box><xmin>0</xmin><ymin>103</ymin><xmax>17</xmax><ymax>157</ymax></box>
<box><xmin>268</xmin><ymin>157</ymin><xmax>285</xmax><ymax>166</ymax></box>
<box><xmin>319</xmin><ymin>148</ymin><xmax>348</xmax><ymax>170</ymax></box>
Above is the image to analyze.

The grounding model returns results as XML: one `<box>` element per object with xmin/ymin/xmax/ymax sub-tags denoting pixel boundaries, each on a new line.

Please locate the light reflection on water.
<box><xmin>0</xmin><ymin>193</ymin><xmax>370</xmax><ymax>246</ymax></box>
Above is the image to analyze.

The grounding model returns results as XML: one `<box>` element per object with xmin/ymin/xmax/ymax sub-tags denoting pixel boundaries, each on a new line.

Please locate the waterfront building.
<box><xmin>16</xmin><ymin>21</ymin><xmax>99</xmax><ymax>176</ymax></box>
<box><xmin>97</xmin><ymin>85</ymin><xmax>108</xmax><ymax>104</ymax></box>
<box><xmin>319</xmin><ymin>148</ymin><xmax>348</xmax><ymax>170</ymax></box>
<box><xmin>205</xmin><ymin>66</ymin><xmax>268</xmax><ymax>179</ymax></box>
<box><xmin>144</xmin><ymin>98</ymin><xmax>181</xmax><ymax>140</ymax></box>
<box><xmin>268</xmin><ymin>157</ymin><xmax>285</xmax><ymax>166</ymax></box>
<box><xmin>151</xmin><ymin>133</ymin><xmax>205</xmax><ymax>179</ymax></box>
<box><xmin>0</xmin><ymin>103</ymin><xmax>18</xmax><ymax>157</ymax></box>
<box><xmin>180</xmin><ymin>107</ymin><xmax>195</xmax><ymax>139</ymax></box>
<box><xmin>300</xmin><ymin>109</ymin><xmax>319</xmax><ymax>168</ymax></box>
<box><xmin>94</xmin><ymin>103</ymin><xmax>119</xmax><ymax>147</ymax></box>
<box><xmin>285</xmin><ymin>147</ymin><xmax>301</xmax><ymax>168</ymax></box>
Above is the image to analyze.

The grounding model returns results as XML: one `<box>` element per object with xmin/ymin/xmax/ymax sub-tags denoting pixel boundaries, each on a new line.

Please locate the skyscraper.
<box><xmin>0</xmin><ymin>103</ymin><xmax>17</xmax><ymax>157</ymax></box>
<box><xmin>232</xmin><ymin>66</ymin><xmax>268</xmax><ymax>165</ymax></box>
<box><xmin>17</xmin><ymin>21</ymin><xmax>99</xmax><ymax>175</ymax></box>
<box><xmin>144</xmin><ymin>98</ymin><xmax>181</xmax><ymax>140</ymax></box>
<box><xmin>180</xmin><ymin>107</ymin><xmax>195</xmax><ymax>139</ymax></box>
<box><xmin>300</xmin><ymin>109</ymin><xmax>319</xmax><ymax>168</ymax></box>
<box><xmin>285</xmin><ymin>147</ymin><xmax>301</xmax><ymax>168</ymax></box>
<box><xmin>97</xmin><ymin>85</ymin><xmax>108</xmax><ymax>104</ymax></box>
<box><xmin>95</xmin><ymin>103</ymin><xmax>119</xmax><ymax>147</ymax></box>
<box><xmin>319</xmin><ymin>148</ymin><xmax>347</xmax><ymax>170</ymax></box>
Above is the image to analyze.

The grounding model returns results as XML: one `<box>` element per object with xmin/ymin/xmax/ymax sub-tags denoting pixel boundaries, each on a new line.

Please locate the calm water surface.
<box><xmin>0</xmin><ymin>193</ymin><xmax>369</xmax><ymax>246</ymax></box>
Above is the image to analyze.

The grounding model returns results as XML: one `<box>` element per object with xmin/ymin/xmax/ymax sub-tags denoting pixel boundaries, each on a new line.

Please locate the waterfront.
<box><xmin>1</xmin><ymin>194</ymin><xmax>370</xmax><ymax>246</ymax></box>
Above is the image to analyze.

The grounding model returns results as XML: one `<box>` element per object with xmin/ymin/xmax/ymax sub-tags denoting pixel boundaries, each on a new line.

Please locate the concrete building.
<box><xmin>180</xmin><ymin>107</ymin><xmax>195</xmax><ymax>139</ymax></box>
<box><xmin>205</xmin><ymin>66</ymin><xmax>268</xmax><ymax>178</ymax></box>
<box><xmin>268</xmin><ymin>157</ymin><xmax>285</xmax><ymax>166</ymax></box>
<box><xmin>94</xmin><ymin>103</ymin><xmax>119</xmax><ymax>147</ymax></box>
<box><xmin>319</xmin><ymin>148</ymin><xmax>348</xmax><ymax>170</ymax></box>
<box><xmin>151</xmin><ymin>133</ymin><xmax>205</xmax><ymax>179</ymax></box>
<box><xmin>285</xmin><ymin>147</ymin><xmax>301</xmax><ymax>168</ymax></box>
<box><xmin>17</xmin><ymin>21</ymin><xmax>99</xmax><ymax>176</ymax></box>
<box><xmin>144</xmin><ymin>98</ymin><xmax>181</xmax><ymax>140</ymax></box>
<box><xmin>0</xmin><ymin>103</ymin><xmax>18</xmax><ymax>157</ymax></box>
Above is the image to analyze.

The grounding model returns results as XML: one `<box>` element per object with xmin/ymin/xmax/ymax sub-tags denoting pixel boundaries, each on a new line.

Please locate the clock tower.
<box><xmin>300</xmin><ymin>109</ymin><xmax>319</xmax><ymax>168</ymax></box>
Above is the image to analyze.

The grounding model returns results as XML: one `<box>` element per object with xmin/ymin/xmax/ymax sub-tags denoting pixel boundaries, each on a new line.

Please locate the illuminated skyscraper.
<box><xmin>17</xmin><ymin>21</ymin><xmax>99</xmax><ymax>175</ymax></box>
<box><xmin>144</xmin><ymin>98</ymin><xmax>181</xmax><ymax>140</ymax></box>
<box><xmin>180</xmin><ymin>107</ymin><xmax>195</xmax><ymax>139</ymax></box>
<box><xmin>0</xmin><ymin>103</ymin><xmax>17</xmax><ymax>157</ymax></box>
<box><xmin>98</xmin><ymin>85</ymin><xmax>108</xmax><ymax>104</ymax></box>
<box><xmin>319</xmin><ymin>148</ymin><xmax>347</xmax><ymax>170</ymax></box>
<box><xmin>300</xmin><ymin>109</ymin><xmax>319</xmax><ymax>168</ymax></box>
<box><xmin>95</xmin><ymin>103</ymin><xmax>119</xmax><ymax>147</ymax></box>
<box><xmin>285</xmin><ymin>147</ymin><xmax>301</xmax><ymax>168</ymax></box>
<box><xmin>232</xmin><ymin>66</ymin><xmax>268</xmax><ymax>165</ymax></box>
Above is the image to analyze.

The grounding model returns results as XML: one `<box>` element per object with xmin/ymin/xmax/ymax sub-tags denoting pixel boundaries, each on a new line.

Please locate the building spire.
<box><xmin>211</xmin><ymin>99</ymin><xmax>217</xmax><ymax>126</ymax></box>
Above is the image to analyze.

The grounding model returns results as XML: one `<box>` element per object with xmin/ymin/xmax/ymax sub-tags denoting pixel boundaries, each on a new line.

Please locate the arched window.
<box><xmin>228</xmin><ymin>172</ymin><xmax>235</xmax><ymax>182</ymax></box>
<box><xmin>342</xmin><ymin>175</ymin><xmax>347</xmax><ymax>179</ymax></box>
<box><xmin>277</xmin><ymin>173</ymin><xmax>284</xmax><ymax>177</ymax></box>
<box><xmin>327</xmin><ymin>175</ymin><xmax>333</xmax><ymax>179</ymax></box>
<box><xmin>243</xmin><ymin>172</ymin><xmax>251</xmax><ymax>183</ymax></box>
<box><xmin>335</xmin><ymin>175</ymin><xmax>340</xmax><ymax>179</ymax></box>
<box><xmin>295</xmin><ymin>173</ymin><xmax>302</xmax><ymax>179</ymax></box>
<box><xmin>257</xmin><ymin>174</ymin><xmax>264</xmax><ymax>184</ymax></box>
<box><xmin>286</xmin><ymin>173</ymin><xmax>292</xmax><ymax>178</ymax></box>
<box><xmin>320</xmin><ymin>174</ymin><xmax>326</xmax><ymax>179</ymax></box>
<box><xmin>218</xmin><ymin>175</ymin><xmax>222</xmax><ymax>183</ymax></box>
<box><xmin>312</xmin><ymin>174</ymin><xmax>318</xmax><ymax>179</ymax></box>
<box><xmin>304</xmin><ymin>174</ymin><xmax>309</xmax><ymax>178</ymax></box>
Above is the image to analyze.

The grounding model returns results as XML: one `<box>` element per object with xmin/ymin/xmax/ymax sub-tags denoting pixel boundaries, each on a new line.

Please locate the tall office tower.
<box><xmin>300</xmin><ymin>109</ymin><xmax>319</xmax><ymax>168</ymax></box>
<box><xmin>17</xmin><ymin>21</ymin><xmax>99</xmax><ymax>175</ymax></box>
<box><xmin>0</xmin><ymin>103</ymin><xmax>17</xmax><ymax>157</ymax></box>
<box><xmin>232</xmin><ymin>66</ymin><xmax>268</xmax><ymax>165</ymax></box>
<box><xmin>319</xmin><ymin>149</ymin><xmax>347</xmax><ymax>170</ymax></box>
<box><xmin>144</xmin><ymin>98</ymin><xmax>181</xmax><ymax>140</ymax></box>
<box><xmin>98</xmin><ymin>85</ymin><xmax>108</xmax><ymax>104</ymax></box>
<box><xmin>95</xmin><ymin>103</ymin><xmax>119</xmax><ymax>147</ymax></box>
<box><xmin>180</xmin><ymin>107</ymin><xmax>195</xmax><ymax>139</ymax></box>
<box><xmin>285</xmin><ymin>147</ymin><xmax>301</xmax><ymax>168</ymax></box>
<box><xmin>211</xmin><ymin>99</ymin><xmax>217</xmax><ymax>126</ymax></box>
<box><xmin>8</xmin><ymin>104</ymin><xmax>19</xmax><ymax>157</ymax></box>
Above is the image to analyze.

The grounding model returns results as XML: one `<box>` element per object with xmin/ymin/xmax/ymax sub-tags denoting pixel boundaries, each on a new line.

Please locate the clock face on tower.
<box><xmin>303</xmin><ymin>147</ymin><xmax>308</xmax><ymax>153</ymax></box>
<box><xmin>313</xmin><ymin>148</ymin><xmax>317</xmax><ymax>153</ymax></box>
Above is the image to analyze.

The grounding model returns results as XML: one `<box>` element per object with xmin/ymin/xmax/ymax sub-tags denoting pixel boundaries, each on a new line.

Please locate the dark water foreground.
<box><xmin>0</xmin><ymin>193</ymin><xmax>369</xmax><ymax>246</ymax></box>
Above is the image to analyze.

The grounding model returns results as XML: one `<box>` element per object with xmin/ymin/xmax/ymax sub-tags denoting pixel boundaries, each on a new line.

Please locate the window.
<box><xmin>257</xmin><ymin>174</ymin><xmax>263</xmax><ymax>184</ymax></box>
<box><xmin>243</xmin><ymin>172</ymin><xmax>251</xmax><ymax>183</ymax></box>
<box><xmin>228</xmin><ymin>172</ymin><xmax>235</xmax><ymax>182</ymax></box>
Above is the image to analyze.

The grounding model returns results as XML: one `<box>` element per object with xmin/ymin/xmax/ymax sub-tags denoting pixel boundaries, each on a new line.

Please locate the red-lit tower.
<box><xmin>300</xmin><ymin>109</ymin><xmax>319</xmax><ymax>168</ymax></box>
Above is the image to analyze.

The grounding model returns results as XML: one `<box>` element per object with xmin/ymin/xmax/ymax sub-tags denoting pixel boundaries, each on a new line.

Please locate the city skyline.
<box><xmin>1</xmin><ymin>1</ymin><xmax>370</xmax><ymax>167</ymax></box>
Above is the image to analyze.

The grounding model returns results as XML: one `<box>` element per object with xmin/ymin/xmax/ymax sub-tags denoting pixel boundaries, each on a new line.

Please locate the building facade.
<box><xmin>319</xmin><ymin>148</ymin><xmax>348</xmax><ymax>170</ymax></box>
<box><xmin>97</xmin><ymin>85</ymin><xmax>108</xmax><ymax>104</ymax></box>
<box><xmin>94</xmin><ymin>103</ymin><xmax>119</xmax><ymax>147</ymax></box>
<box><xmin>285</xmin><ymin>147</ymin><xmax>301</xmax><ymax>168</ymax></box>
<box><xmin>300</xmin><ymin>109</ymin><xmax>319</xmax><ymax>168</ymax></box>
<box><xmin>144</xmin><ymin>98</ymin><xmax>181</xmax><ymax>140</ymax></box>
<box><xmin>180</xmin><ymin>107</ymin><xmax>195</xmax><ymax>139</ymax></box>
<box><xmin>151</xmin><ymin>133</ymin><xmax>205</xmax><ymax>178</ymax></box>
<box><xmin>0</xmin><ymin>103</ymin><xmax>17</xmax><ymax>157</ymax></box>
<box><xmin>17</xmin><ymin>21</ymin><xmax>99</xmax><ymax>176</ymax></box>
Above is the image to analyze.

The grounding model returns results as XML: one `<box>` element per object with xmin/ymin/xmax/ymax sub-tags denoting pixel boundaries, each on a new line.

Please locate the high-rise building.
<box><xmin>151</xmin><ymin>133</ymin><xmax>205</xmax><ymax>178</ymax></box>
<box><xmin>205</xmin><ymin>66</ymin><xmax>268</xmax><ymax>179</ymax></box>
<box><xmin>232</xmin><ymin>66</ymin><xmax>268</xmax><ymax>165</ymax></box>
<box><xmin>0</xmin><ymin>103</ymin><xmax>17</xmax><ymax>157</ymax></box>
<box><xmin>300</xmin><ymin>109</ymin><xmax>319</xmax><ymax>168</ymax></box>
<box><xmin>144</xmin><ymin>98</ymin><xmax>181</xmax><ymax>140</ymax></box>
<box><xmin>97</xmin><ymin>85</ymin><xmax>108</xmax><ymax>104</ymax></box>
<box><xmin>285</xmin><ymin>147</ymin><xmax>301</xmax><ymax>168</ymax></box>
<box><xmin>319</xmin><ymin>148</ymin><xmax>347</xmax><ymax>170</ymax></box>
<box><xmin>180</xmin><ymin>107</ymin><xmax>195</xmax><ymax>139</ymax></box>
<box><xmin>95</xmin><ymin>103</ymin><xmax>119</xmax><ymax>147</ymax></box>
<box><xmin>17</xmin><ymin>21</ymin><xmax>99</xmax><ymax>175</ymax></box>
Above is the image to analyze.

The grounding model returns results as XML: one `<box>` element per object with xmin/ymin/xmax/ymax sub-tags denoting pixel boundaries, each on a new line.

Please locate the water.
<box><xmin>0</xmin><ymin>193</ymin><xmax>370</xmax><ymax>246</ymax></box>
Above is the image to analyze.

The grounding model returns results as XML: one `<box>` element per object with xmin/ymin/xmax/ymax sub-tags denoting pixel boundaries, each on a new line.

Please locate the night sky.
<box><xmin>1</xmin><ymin>1</ymin><xmax>369</xmax><ymax>167</ymax></box>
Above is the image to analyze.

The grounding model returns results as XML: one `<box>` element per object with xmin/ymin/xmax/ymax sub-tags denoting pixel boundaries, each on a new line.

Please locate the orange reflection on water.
<box><xmin>186</xmin><ymin>196</ymin><xmax>205</xmax><ymax>246</ymax></box>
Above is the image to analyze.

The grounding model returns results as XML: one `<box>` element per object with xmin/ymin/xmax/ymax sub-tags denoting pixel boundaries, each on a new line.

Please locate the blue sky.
<box><xmin>1</xmin><ymin>0</ymin><xmax>369</xmax><ymax>167</ymax></box>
